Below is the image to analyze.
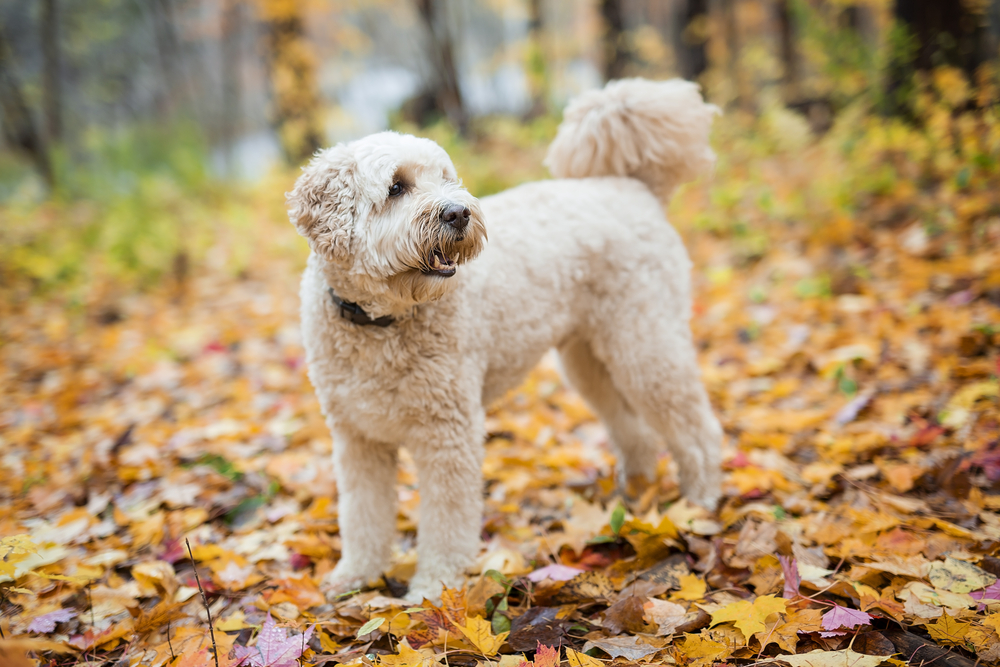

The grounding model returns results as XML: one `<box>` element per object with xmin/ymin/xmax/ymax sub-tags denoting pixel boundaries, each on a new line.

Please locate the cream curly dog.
<box><xmin>288</xmin><ymin>78</ymin><xmax>723</xmax><ymax>603</ymax></box>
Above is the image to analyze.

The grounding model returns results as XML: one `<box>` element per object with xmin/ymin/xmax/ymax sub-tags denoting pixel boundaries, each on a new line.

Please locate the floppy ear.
<box><xmin>286</xmin><ymin>146</ymin><xmax>357</xmax><ymax>263</ymax></box>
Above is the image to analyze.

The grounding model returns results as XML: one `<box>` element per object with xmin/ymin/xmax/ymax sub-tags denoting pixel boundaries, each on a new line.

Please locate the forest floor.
<box><xmin>2</xmin><ymin>106</ymin><xmax>1000</xmax><ymax>667</ymax></box>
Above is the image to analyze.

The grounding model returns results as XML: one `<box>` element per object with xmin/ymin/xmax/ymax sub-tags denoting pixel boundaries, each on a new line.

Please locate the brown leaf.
<box><xmin>133</xmin><ymin>601</ymin><xmax>188</xmax><ymax>636</ymax></box>
<box><xmin>508</xmin><ymin>606</ymin><xmax>569</xmax><ymax>652</ymax></box>
<box><xmin>552</xmin><ymin>570</ymin><xmax>614</xmax><ymax>602</ymax></box>
<box><xmin>466</xmin><ymin>575</ymin><xmax>505</xmax><ymax>618</ymax></box>
<box><xmin>852</xmin><ymin>631</ymin><xmax>895</xmax><ymax>657</ymax></box>
<box><xmin>582</xmin><ymin>635</ymin><xmax>661</xmax><ymax>661</ymax></box>
<box><xmin>602</xmin><ymin>595</ymin><xmax>649</xmax><ymax>634</ymax></box>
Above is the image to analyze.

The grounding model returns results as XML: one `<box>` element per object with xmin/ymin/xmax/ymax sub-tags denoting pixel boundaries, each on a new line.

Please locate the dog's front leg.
<box><xmin>323</xmin><ymin>428</ymin><xmax>399</xmax><ymax>600</ymax></box>
<box><xmin>406</xmin><ymin>420</ymin><xmax>485</xmax><ymax>603</ymax></box>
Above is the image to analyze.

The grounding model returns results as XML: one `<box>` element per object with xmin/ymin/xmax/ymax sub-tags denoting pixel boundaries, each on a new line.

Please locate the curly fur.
<box><xmin>289</xmin><ymin>78</ymin><xmax>723</xmax><ymax>603</ymax></box>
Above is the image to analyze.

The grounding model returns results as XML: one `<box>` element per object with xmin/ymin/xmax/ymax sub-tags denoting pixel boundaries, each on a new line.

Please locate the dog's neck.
<box><xmin>314</xmin><ymin>254</ymin><xmax>433</xmax><ymax>322</ymax></box>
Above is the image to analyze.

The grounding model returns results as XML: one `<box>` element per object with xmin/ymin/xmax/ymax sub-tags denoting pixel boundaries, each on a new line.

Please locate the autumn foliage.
<box><xmin>2</xmin><ymin>53</ymin><xmax>1000</xmax><ymax>667</ymax></box>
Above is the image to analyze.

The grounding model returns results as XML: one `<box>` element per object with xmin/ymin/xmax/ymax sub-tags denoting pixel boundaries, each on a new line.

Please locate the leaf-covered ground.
<box><xmin>2</xmin><ymin>103</ymin><xmax>1000</xmax><ymax>666</ymax></box>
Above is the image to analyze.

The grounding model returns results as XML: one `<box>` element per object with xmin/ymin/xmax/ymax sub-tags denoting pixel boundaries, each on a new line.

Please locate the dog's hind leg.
<box><xmin>322</xmin><ymin>427</ymin><xmax>399</xmax><ymax>600</ymax></box>
<box><xmin>592</xmin><ymin>320</ymin><xmax>723</xmax><ymax>511</ymax></box>
<box><xmin>558</xmin><ymin>338</ymin><xmax>662</xmax><ymax>496</ymax></box>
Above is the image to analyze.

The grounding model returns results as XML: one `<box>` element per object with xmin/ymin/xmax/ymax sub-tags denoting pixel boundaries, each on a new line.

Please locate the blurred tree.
<box><xmin>887</xmin><ymin>0</ymin><xmax>992</xmax><ymax>115</ymax></box>
<box><xmin>524</xmin><ymin>0</ymin><xmax>549</xmax><ymax>118</ymax></box>
<box><xmin>775</xmin><ymin>0</ymin><xmax>798</xmax><ymax>104</ymax></box>
<box><xmin>674</xmin><ymin>0</ymin><xmax>708</xmax><ymax>81</ymax></box>
<box><xmin>41</xmin><ymin>0</ymin><xmax>62</xmax><ymax>144</ymax></box>
<box><xmin>413</xmin><ymin>0</ymin><xmax>468</xmax><ymax>134</ymax></box>
<box><xmin>0</xmin><ymin>23</ymin><xmax>52</xmax><ymax>185</ymax></box>
<box><xmin>259</xmin><ymin>0</ymin><xmax>324</xmax><ymax>164</ymax></box>
<box><xmin>600</xmin><ymin>0</ymin><xmax>631</xmax><ymax>81</ymax></box>
<box><xmin>719</xmin><ymin>0</ymin><xmax>751</xmax><ymax>110</ymax></box>
<box><xmin>151</xmin><ymin>0</ymin><xmax>185</xmax><ymax>118</ymax></box>
<box><xmin>220</xmin><ymin>0</ymin><xmax>244</xmax><ymax>172</ymax></box>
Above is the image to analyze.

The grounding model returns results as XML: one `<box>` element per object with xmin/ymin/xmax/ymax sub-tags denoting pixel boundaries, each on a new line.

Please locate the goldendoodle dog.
<box><xmin>288</xmin><ymin>78</ymin><xmax>723</xmax><ymax>603</ymax></box>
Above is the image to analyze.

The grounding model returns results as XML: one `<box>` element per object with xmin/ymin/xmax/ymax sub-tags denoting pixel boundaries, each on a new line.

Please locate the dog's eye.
<box><xmin>388</xmin><ymin>182</ymin><xmax>403</xmax><ymax>197</ymax></box>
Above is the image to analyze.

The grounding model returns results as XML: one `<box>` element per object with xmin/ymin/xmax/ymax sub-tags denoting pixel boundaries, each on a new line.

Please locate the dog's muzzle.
<box><xmin>421</xmin><ymin>203</ymin><xmax>472</xmax><ymax>278</ymax></box>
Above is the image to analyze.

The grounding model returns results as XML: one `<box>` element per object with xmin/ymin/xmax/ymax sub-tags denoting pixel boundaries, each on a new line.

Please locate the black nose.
<box><xmin>441</xmin><ymin>204</ymin><xmax>471</xmax><ymax>231</ymax></box>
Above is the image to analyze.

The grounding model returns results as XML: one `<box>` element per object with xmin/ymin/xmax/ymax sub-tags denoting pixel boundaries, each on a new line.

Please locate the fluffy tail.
<box><xmin>544</xmin><ymin>78</ymin><xmax>719</xmax><ymax>202</ymax></box>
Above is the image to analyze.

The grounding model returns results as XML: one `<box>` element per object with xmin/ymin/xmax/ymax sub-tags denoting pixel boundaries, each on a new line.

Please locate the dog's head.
<box><xmin>287</xmin><ymin>132</ymin><xmax>486</xmax><ymax>314</ymax></box>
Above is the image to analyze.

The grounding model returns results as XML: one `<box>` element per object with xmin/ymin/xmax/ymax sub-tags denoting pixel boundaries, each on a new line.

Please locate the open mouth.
<box><xmin>423</xmin><ymin>248</ymin><xmax>458</xmax><ymax>277</ymax></box>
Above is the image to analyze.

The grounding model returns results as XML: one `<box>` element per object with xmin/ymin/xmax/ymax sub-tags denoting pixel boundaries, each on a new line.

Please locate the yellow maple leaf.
<box><xmin>454</xmin><ymin>615</ymin><xmax>508</xmax><ymax>656</ymax></box>
<box><xmin>754</xmin><ymin>616</ymin><xmax>798</xmax><ymax>654</ymax></box>
<box><xmin>0</xmin><ymin>535</ymin><xmax>39</xmax><ymax>557</ymax></box>
<box><xmin>216</xmin><ymin>609</ymin><xmax>250</xmax><ymax>632</ymax></box>
<box><xmin>926</xmin><ymin>615</ymin><xmax>971</xmax><ymax>646</ymax></box>
<box><xmin>710</xmin><ymin>594</ymin><xmax>788</xmax><ymax>640</ymax></box>
<box><xmin>983</xmin><ymin>612</ymin><xmax>1000</xmax><ymax>633</ymax></box>
<box><xmin>566</xmin><ymin>648</ymin><xmax>603</xmax><ymax>667</ymax></box>
<box><xmin>671</xmin><ymin>573</ymin><xmax>708</xmax><ymax>601</ymax></box>
<box><xmin>379</xmin><ymin>639</ymin><xmax>437</xmax><ymax>667</ymax></box>
<box><xmin>679</xmin><ymin>633</ymin><xmax>730</xmax><ymax>667</ymax></box>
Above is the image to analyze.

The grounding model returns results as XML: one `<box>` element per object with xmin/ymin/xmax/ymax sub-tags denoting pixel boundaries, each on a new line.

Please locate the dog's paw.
<box><xmin>684</xmin><ymin>488</ymin><xmax>721</xmax><ymax>513</ymax></box>
<box><xmin>403</xmin><ymin>581</ymin><xmax>442</xmax><ymax>606</ymax></box>
<box><xmin>321</xmin><ymin>565</ymin><xmax>380</xmax><ymax>603</ymax></box>
<box><xmin>404</xmin><ymin>571</ymin><xmax>467</xmax><ymax>606</ymax></box>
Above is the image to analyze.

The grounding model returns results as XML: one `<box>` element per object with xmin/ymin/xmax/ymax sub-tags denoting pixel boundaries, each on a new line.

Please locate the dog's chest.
<box><xmin>306</xmin><ymin>314</ymin><xmax>474</xmax><ymax>443</ymax></box>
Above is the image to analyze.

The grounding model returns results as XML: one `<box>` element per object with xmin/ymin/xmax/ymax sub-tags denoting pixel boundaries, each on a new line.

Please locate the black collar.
<box><xmin>328</xmin><ymin>288</ymin><xmax>395</xmax><ymax>327</ymax></box>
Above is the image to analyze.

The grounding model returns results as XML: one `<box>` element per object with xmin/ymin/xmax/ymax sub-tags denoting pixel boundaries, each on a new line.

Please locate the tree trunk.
<box><xmin>600</xmin><ymin>0</ymin><xmax>630</xmax><ymax>81</ymax></box>
<box><xmin>41</xmin><ymin>0</ymin><xmax>61</xmax><ymax>144</ymax></box>
<box><xmin>151</xmin><ymin>0</ymin><xmax>184</xmax><ymax>118</ymax></box>
<box><xmin>0</xmin><ymin>24</ymin><xmax>52</xmax><ymax>185</ymax></box>
<box><xmin>524</xmin><ymin>0</ymin><xmax>548</xmax><ymax>118</ymax></box>
<box><xmin>886</xmin><ymin>0</ymin><xmax>990</xmax><ymax>115</ymax></box>
<box><xmin>674</xmin><ymin>0</ymin><xmax>708</xmax><ymax>82</ymax></box>
<box><xmin>262</xmin><ymin>0</ymin><xmax>324</xmax><ymax>164</ymax></box>
<box><xmin>720</xmin><ymin>0</ymin><xmax>751</xmax><ymax>110</ymax></box>
<box><xmin>775</xmin><ymin>0</ymin><xmax>798</xmax><ymax>104</ymax></box>
<box><xmin>220</xmin><ymin>0</ymin><xmax>243</xmax><ymax>173</ymax></box>
<box><xmin>413</xmin><ymin>0</ymin><xmax>468</xmax><ymax>134</ymax></box>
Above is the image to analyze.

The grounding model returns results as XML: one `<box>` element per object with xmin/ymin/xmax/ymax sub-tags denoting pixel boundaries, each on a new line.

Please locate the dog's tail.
<box><xmin>543</xmin><ymin>78</ymin><xmax>719</xmax><ymax>202</ymax></box>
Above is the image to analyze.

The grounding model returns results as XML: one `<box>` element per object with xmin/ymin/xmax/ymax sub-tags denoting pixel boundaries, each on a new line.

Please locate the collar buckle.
<box><xmin>328</xmin><ymin>288</ymin><xmax>395</xmax><ymax>327</ymax></box>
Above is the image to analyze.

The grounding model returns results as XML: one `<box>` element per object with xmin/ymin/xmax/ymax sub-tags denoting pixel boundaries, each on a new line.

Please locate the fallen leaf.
<box><xmin>820</xmin><ymin>605</ymin><xmax>872</xmax><ymax>631</ymax></box>
<box><xmin>925</xmin><ymin>615</ymin><xmax>971</xmax><ymax>646</ymax></box>
<box><xmin>582</xmin><ymin>634</ymin><xmax>661</xmax><ymax>661</ymax></box>
<box><xmin>602</xmin><ymin>595</ymin><xmax>648</xmax><ymax>634</ymax></box>
<box><xmin>379</xmin><ymin>639</ymin><xmax>438</xmax><ymax>667</ymax></box>
<box><xmin>710</xmin><ymin>594</ymin><xmax>788</xmax><ymax>639</ymax></box>
<box><xmin>233</xmin><ymin>612</ymin><xmax>314</xmax><ymax>667</ymax></box>
<box><xmin>455</xmin><ymin>614</ymin><xmax>509</xmax><ymax>656</ymax></box>
<box><xmin>671</xmin><ymin>573</ymin><xmax>708</xmax><ymax>601</ymax></box>
<box><xmin>643</xmin><ymin>597</ymin><xmax>687</xmax><ymax>635</ymax></box>
<box><xmin>678</xmin><ymin>633</ymin><xmax>730</xmax><ymax>667</ymax></box>
<box><xmin>357</xmin><ymin>616</ymin><xmax>387</xmax><ymax>638</ymax></box>
<box><xmin>927</xmin><ymin>557</ymin><xmax>997</xmax><ymax>594</ymax></box>
<box><xmin>565</xmin><ymin>647</ymin><xmax>603</xmax><ymax>667</ymax></box>
<box><xmin>26</xmin><ymin>607</ymin><xmax>76</xmax><ymax>633</ymax></box>
<box><xmin>756</xmin><ymin>649</ymin><xmax>887</xmax><ymax>667</ymax></box>
<box><xmin>527</xmin><ymin>564</ymin><xmax>583</xmax><ymax>582</ymax></box>
<box><xmin>532</xmin><ymin>644</ymin><xmax>560</xmax><ymax>667</ymax></box>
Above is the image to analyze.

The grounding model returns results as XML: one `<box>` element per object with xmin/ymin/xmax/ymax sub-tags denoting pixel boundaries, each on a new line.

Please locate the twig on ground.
<box><xmin>0</xmin><ymin>586</ymin><xmax>8</xmax><ymax>639</ymax></box>
<box><xmin>168</xmin><ymin>618</ymin><xmax>176</xmax><ymax>661</ymax></box>
<box><xmin>86</xmin><ymin>582</ymin><xmax>96</xmax><ymax>626</ymax></box>
<box><xmin>186</xmin><ymin>538</ymin><xmax>221</xmax><ymax>667</ymax></box>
